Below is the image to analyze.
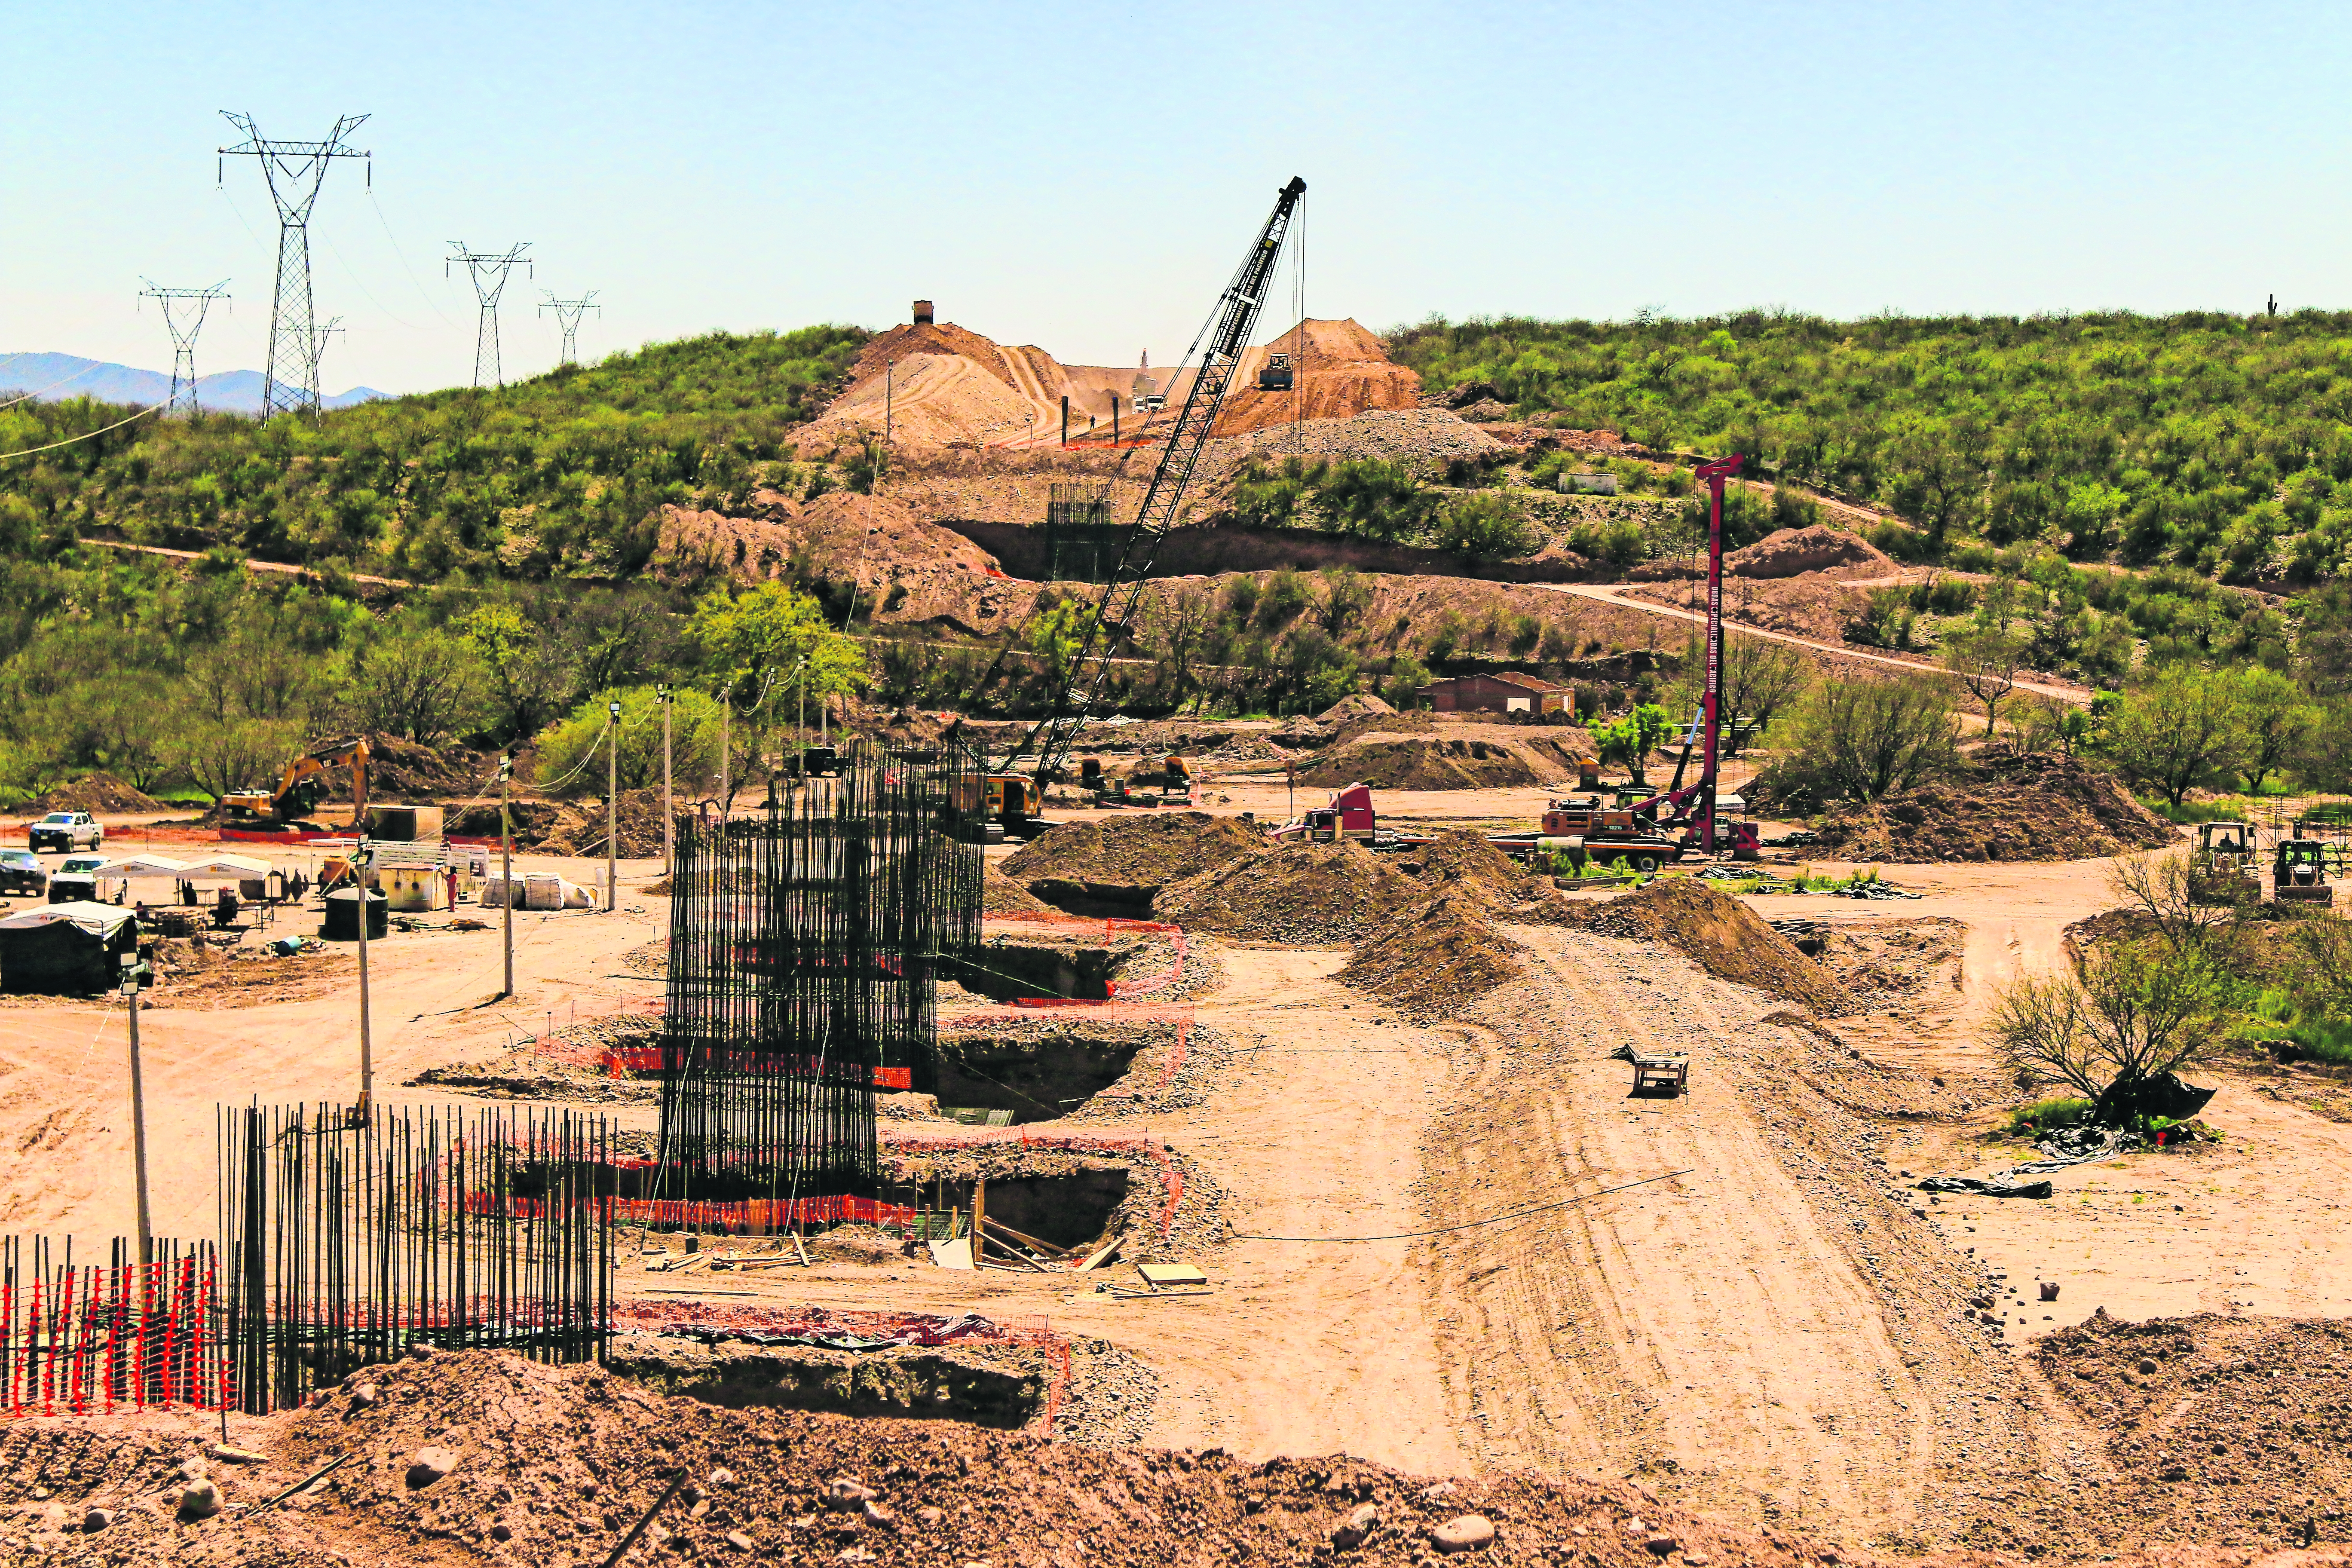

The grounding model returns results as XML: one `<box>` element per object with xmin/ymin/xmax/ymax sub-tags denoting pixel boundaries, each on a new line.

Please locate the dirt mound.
<box><xmin>983</xmin><ymin>865</ymin><xmax>1054</xmax><ymax>916</ymax></box>
<box><xmin>1393</xmin><ymin>828</ymin><xmax>1571</xmax><ymax>922</ymax></box>
<box><xmin>1565</xmin><ymin>876</ymin><xmax>1851</xmax><ymax>1015</ymax></box>
<box><xmin>20</xmin><ymin>772</ymin><xmax>165</xmax><ymax>815</ymax></box>
<box><xmin>653</xmin><ymin>494</ymin><xmax>1021</xmax><ymax>634</ymax></box>
<box><xmin>361</xmin><ymin>734</ymin><xmax>496</xmax><ymax>801</ymax></box>
<box><xmin>1338</xmin><ymin>888</ymin><xmax>1529</xmax><ymax>1017</ymax></box>
<box><xmin>1314</xmin><ymin>691</ymin><xmax>1395</xmax><ymax>724</ymax></box>
<box><xmin>0</xmin><ymin>1345</ymin><xmax>1923</xmax><ymax>1568</ymax></box>
<box><xmin>1726</xmin><ymin>524</ymin><xmax>1894</xmax><ymax>579</ymax></box>
<box><xmin>1002</xmin><ymin>811</ymin><xmax>1262</xmax><ymax>894</ymax></box>
<box><xmin>1197</xmin><ymin>406</ymin><xmax>1507</xmax><ymax>484</ymax></box>
<box><xmin>1296</xmin><ymin>732</ymin><xmax>1590</xmax><ymax>790</ymax></box>
<box><xmin>1155</xmin><ymin>839</ymin><xmax>1419</xmax><ymax>944</ymax></box>
<box><xmin>2030</xmin><ymin>1309</ymin><xmax>2352</xmax><ymax>1552</ymax></box>
<box><xmin>1813</xmin><ymin>751</ymin><xmax>2176</xmax><ymax>864</ymax></box>
<box><xmin>1213</xmin><ymin>318</ymin><xmax>1424</xmax><ymax>436</ymax></box>
<box><xmin>448</xmin><ymin>790</ymin><xmax>667</xmax><ymax>858</ymax></box>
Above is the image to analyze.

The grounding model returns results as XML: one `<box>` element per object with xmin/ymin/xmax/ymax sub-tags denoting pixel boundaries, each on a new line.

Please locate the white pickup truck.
<box><xmin>29</xmin><ymin>812</ymin><xmax>103</xmax><ymax>854</ymax></box>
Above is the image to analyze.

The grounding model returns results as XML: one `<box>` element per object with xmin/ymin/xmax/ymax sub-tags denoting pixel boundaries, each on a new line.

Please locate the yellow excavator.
<box><xmin>224</xmin><ymin>740</ymin><xmax>371</xmax><ymax>827</ymax></box>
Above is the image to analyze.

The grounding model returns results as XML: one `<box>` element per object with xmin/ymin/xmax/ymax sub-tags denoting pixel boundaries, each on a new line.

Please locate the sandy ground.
<box><xmin>13</xmin><ymin>802</ymin><xmax>2352</xmax><ymax>1559</ymax></box>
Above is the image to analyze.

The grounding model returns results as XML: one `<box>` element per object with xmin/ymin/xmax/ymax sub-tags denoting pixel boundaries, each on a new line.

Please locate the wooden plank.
<box><xmin>1136</xmin><ymin>1262</ymin><xmax>1207</xmax><ymax>1288</ymax></box>
<box><xmin>980</xmin><ymin>1215</ymin><xmax>1073</xmax><ymax>1256</ymax></box>
<box><xmin>1076</xmin><ymin>1234</ymin><xmax>1123</xmax><ymax>1272</ymax></box>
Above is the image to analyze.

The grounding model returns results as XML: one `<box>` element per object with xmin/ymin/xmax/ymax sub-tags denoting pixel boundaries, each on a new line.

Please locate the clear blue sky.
<box><xmin>5</xmin><ymin>2</ymin><xmax>2343</xmax><ymax>395</ymax></box>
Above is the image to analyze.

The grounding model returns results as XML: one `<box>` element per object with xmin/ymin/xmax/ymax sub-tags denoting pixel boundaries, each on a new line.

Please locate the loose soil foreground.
<box><xmin>6</xmin><ymin>806</ymin><xmax>2352</xmax><ymax>1566</ymax></box>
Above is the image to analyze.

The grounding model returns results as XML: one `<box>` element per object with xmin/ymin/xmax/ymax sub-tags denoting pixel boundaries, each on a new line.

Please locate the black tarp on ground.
<box><xmin>0</xmin><ymin>902</ymin><xmax>137</xmax><ymax>994</ymax></box>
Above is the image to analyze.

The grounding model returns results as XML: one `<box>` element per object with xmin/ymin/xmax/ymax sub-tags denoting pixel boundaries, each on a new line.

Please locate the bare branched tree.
<box><xmin>1988</xmin><ymin>940</ymin><xmax>2230</xmax><ymax>1116</ymax></box>
<box><xmin>2110</xmin><ymin>849</ymin><xmax>2241</xmax><ymax>955</ymax></box>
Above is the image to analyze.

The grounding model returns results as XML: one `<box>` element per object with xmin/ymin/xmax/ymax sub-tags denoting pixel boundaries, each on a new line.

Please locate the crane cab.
<box><xmin>1256</xmin><ymin>353</ymin><xmax>1293</xmax><ymax>392</ymax></box>
<box><xmin>983</xmin><ymin>774</ymin><xmax>1046</xmax><ymax>839</ymax></box>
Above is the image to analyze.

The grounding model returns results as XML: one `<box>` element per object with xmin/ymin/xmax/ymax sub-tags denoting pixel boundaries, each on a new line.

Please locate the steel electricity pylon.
<box><xmin>447</xmin><ymin>242</ymin><xmax>532</xmax><ymax>387</ymax></box>
<box><xmin>307</xmin><ymin>317</ymin><xmax>346</xmax><ymax>405</ymax></box>
<box><xmin>539</xmin><ymin>289</ymin><xmax>600</xmax><ymax>368</ymax></box>
<box><xmin>138</xmin><ymin>279</ymin><xmax>231</xmax><ymax>416</ymax></box>
<box><xmin>217</xmin><ymin>113</ymin><xmax>370</xmax><ymax>418</ymax></box>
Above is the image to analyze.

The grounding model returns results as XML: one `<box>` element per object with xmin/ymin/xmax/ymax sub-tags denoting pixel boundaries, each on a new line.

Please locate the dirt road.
<box><xmin>1534</xmin><ymin>581</ymin><xmax>2094</xmax><ymax>706</ymax></box>
<box><xmin>1418</xmin><ymin>924</ymin><xmax>2052</xmax><ymax>1550</ymax></box>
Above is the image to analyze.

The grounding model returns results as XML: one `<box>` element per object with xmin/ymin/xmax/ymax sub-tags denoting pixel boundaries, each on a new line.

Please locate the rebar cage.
<box><xmin>218</xmin><ymin>1102</ymin><xmax>614</xmax><ymax>1414</ymax></box>
<box><xmin>658</xmin><ymin>741</ymin><xmax>983</xmax><ymax>1201</ymax></box>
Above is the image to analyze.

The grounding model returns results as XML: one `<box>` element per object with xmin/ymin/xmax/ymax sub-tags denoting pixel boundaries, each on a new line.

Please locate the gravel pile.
<box><xmin>1154</xmin><ymin>841</ymin><xmax>1419</xmax><ymax>945</ymax></box>
<box><xmin>1196</xmin><ymin>406</ymin><xmax>1506</xmax><ymax>483</ymax></box>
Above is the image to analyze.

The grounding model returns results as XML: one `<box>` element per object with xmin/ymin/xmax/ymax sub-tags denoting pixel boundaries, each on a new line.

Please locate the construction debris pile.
<box><xmin>1807</xmin><ymin>750</ymin><xmax>2177</xmax><ymax>864</ymax></box>
<box><xmin>1564</xmin><ymin>877</ymin><xmax>1853</xmax><ymax>1016</ymax></box>
<box><xmin>0</xmin><ymin>1347</ymin><xmax>1886</xmax><ymax>1568</ymax></box>
<box><xmin>18</xmin><ymin>772</ymin><xmax>167</xmax><ymax>815</ymax></box>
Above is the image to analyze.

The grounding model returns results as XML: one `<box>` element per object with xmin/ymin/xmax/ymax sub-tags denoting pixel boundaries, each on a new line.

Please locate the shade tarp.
<box><xmin>175</xmin><ymin>854</ymin><xmax>272</xmax><ymax>878</ymax></box>
<box><xmin>0</xmin><ymin>900</ymin><xmax>136</xmax><ymax>937</ymax></box>
<box><xmin>107</xmin><ymin>854</ymin><xmax>192</xmax><ymax>879</ymax></box>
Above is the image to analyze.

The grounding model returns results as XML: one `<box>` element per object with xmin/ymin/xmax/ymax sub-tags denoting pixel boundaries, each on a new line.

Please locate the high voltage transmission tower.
<box><xmin>138</xmin><ymin>279</ymin><xmax>231</xmax><ymax>416</ymax></box>
<box><xmin>217</xmin><ymin>112</ymin><xmax>370</xmax><ymax>418</ymax></box>
<box><xmin>308</xmin><ymin>317</ymin><xmax>346</xmax><ymax>403</ymax></box>
<box><xmin>539</xmin><ymin>289</ymin><xmax>600</xmax><ymax>367</ymax></box>
<box><xmin>447</xmin><ymin>242</ymin><xmax>531</xmax><ymax>387</ymax></box>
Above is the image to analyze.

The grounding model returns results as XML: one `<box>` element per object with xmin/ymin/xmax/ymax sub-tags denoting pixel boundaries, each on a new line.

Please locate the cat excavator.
<box><xmin>224</xmin><ymin>739</ymin><xmax>371</xmax><ymax>828</ymax></box>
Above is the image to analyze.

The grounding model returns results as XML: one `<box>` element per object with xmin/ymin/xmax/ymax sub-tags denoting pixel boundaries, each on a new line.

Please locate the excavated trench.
<box><xmin>951</xmin><ymin>938</ymin><xmax>1116</xmax><ymax>1001</ymax></box>
<box><xmin>934</xmin><ymin>1029</ymin><xmax>1148</xmax><ymax>1123</ymax></box>
<box><xmin>605</xmin><ymin>1333</ymin><xmax>1048</xmax><ymax>1426</ymax></box>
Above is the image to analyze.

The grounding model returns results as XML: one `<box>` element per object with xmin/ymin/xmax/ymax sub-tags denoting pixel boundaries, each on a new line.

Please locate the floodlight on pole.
<box><xmin>217</xmin><ymin>112</ymin><xmax>370</xmax><ymax>417</ymax></box>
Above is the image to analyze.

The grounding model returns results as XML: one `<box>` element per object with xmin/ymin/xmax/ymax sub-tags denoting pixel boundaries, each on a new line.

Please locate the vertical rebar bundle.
<box><xmin>217</xmin><ymin>1103</ymin><xmax>612</xmax><ymax>1415</ymax></box>
<box><xmin>659</xmin><ymin>741</ymin><xmax>982</xmax><ymax>1201</ymax></box>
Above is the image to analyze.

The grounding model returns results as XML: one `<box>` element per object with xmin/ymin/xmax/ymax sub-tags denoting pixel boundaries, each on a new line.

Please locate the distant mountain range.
<box><xmin>0</xmin><ymin>352</ymin><xmax>386</xmax><ymax>414</ymax></box>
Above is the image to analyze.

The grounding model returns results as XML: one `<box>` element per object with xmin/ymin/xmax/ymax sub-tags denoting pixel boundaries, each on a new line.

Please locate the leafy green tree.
<box><xmin>1773</xmin><ymin>675</ymin><xmax>1959</xmax><ymax>802</ymax></box>
<box><xmin>1315</xmin><ymin>460</ymin><xmax>1431</xmax><ymax>541</ymax></box>
<box><xmin>2226</xmin><ymin>665</ymin><xmax>2313</xmax><ymax>793</ymax></box>
<box><xmin>174</xmin><ymin>715</ymin><xmax>304</xmax><ymax>805</ymax></box>
<box><xmin>1380</xmin><ymin>653</ymin><xmax>1432</xmax><ymax>708</ymax></box>
<box><xmin>1228</xmin><ymin>456</ymin><xmax>1328</xmax><ymax>529</ymax></box>
<box><xmin>1316</xmin><ymin>567</ymin><xmax>1373</xmax><ymax>639</ymax></box>
<box><xmin>1435</xmin><ymin>493</ymin><xmax>1539</xmax><ymax>560</ymax></box>
<box><xmin>531</xmin><ymin>685</ymin><xmax>725</xmax><ymax>797</ymax></box>
<box><xmin>1940</xmin><ymin>622</ymin><xmax>2027</xmax><ymax>735</ymax></box>
<box><xmin>463</xmin><ymin>602</ymin><xmax>575</xmax><ymax>745</ymax></box>
<box><xmin>346</xmin><ymin>621</ymin><xmax>489</xmax><ymax>743</ymax></box>
<box><xmin>691</xmin><ymin>582</ymin><xmax>867</xmax><ymax>708</ymax></box>
<box><xmin>1594</xmin><ymin>702</ymin><xmax>1676</xmax><ymax>785</ymax></box>
<box><xmin>2106</xmin><ymin>666</ymin><xmax>2245</xmax><ymax>805</ymax></box>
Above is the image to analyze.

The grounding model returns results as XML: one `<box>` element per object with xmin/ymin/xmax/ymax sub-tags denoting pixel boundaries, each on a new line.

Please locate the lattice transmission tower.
<box><xmin>217</xmin><ymin>113</ymin><xmax>370</xmax><ymax>418</ymax></box>
<box><xmin>138</xmin><ymin>279</ymin><xmax>231</xmax><ymax>416</ymax></box>
<box><xmin>447</xmin><ymin>242</ymin><xmax>532</xmax><ymax>387</ymax></box>
<box><xmin>539</xmin><ymin>289</ymin><xmax>600</xmax><ymax>368</ymax></box>
<box><xmin>307</xmin><ymin>317</ymin><xmax>346</xmax><ymax>405</ymax></box>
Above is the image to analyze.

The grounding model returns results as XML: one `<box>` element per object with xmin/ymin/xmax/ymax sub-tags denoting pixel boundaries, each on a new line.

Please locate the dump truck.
<box><xmin>2274</xmin><ymin>837</ymin><xmax>2334</xmax><ymax>906</ymax></box>
<box><xmin>1271</xmin><ymin>783</ymin><xmax>1425</xmax><ymax>849</ymax></box>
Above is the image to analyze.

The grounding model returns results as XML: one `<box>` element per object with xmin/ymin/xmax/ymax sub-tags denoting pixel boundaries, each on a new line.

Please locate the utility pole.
<box><xmin>1060</xmin><ymin>394</ymin><xmax>1069</xmax><ymax>449</ymax></box>
<box><xmin>120</xmin><ymin>954</ymin><xmax>151</xmax><ymax>1265</ymax></box>
<box><xmin>353</xmin><ymin>839</ymin><xmax>374</xmax><ymax>1124</ymax></box>
<box><xmin>606</xmin><ymin>698</ymin><xmax>621</xmax><ymax>912</ymax></box>
<box><xmin>793</xmin><ymin>658</ymin><xmax>807</xmax><ymax>777</ymax></box>
<box><xmin>884</xmin><ymin>361</ymin><xmax>893</xmax><ymax>450</ymax></box>
<box><xmin>446</xmin><ymin>242</ymin><xmax>533</xmax><ymax>388</ymax></box>
<box><xmin>218</xmin><ymin>113</ymin><xmax>370</xmax><ymax>418</ymax></box>
<box><xmin>719</xmin><ymin>697</ymin><xmax>730</xmax><ymax>818</ymax></box>
<box><xmin>657</xmin><ymin>685</ymin><xmax>675</xmax><ymax>876</ymax></box>
<box><xmin>497</xmin><ymin>754</ymin><xmax>514</xmax><ymax>998</ymax></box>
<box><xmin>1694</xmin><ymin>454</ymin><xmax>1744</xmax><ymax>858</ymax></box>
<box><xmin>539</xmin><ymin>289</ymin><xmax>600</xmax><ymax>368</ymax></box>
<box><xmin>138</xmin><ymin>279</ymin><xmax>231</xmax><ymax>416</ymax></box>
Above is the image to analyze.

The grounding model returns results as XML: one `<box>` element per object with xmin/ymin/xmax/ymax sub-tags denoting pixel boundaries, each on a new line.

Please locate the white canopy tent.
<box><xmin>105</xmin><ymin>854</ymin><xmax>193</xmax><ymax>880</ymax></box>
<box><xmin>0</xmin><ymin>900</ymin><xmax>136</xmax><ymax>936</ymax></box>
<box><xmin>175</xmin><ymin>853</ymin><xmax>273</xmax><ymax>879</ymax></box>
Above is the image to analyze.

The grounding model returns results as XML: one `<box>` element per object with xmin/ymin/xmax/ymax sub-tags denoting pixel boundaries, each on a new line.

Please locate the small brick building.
<box><xmin>1418</xmin><ymin>671</ymin><xmax>1571</xmax><ymax>714</ymax></box>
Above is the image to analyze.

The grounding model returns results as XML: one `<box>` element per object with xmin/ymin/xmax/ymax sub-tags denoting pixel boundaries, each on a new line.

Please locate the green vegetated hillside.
<box><xmin>1388</xmin><ymin>309</ymin><xmax>2352</xmax><ymax>584</ymax></box>
<box><xmin>0</xmin><ymin>326</ymin><xmax>867</xmax><ymax>582</ymax></box>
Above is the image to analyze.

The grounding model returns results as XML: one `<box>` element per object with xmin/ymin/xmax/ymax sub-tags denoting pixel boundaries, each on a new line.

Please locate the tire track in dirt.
<box><xmin>1418</xmin><ymin>925</ymin><xmax>2067</xmax><ymax>1553</ymax></box>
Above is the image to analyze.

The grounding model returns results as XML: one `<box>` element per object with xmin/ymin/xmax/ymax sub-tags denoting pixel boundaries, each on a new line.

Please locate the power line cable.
<box><xmin>0</xmin><ymin>361</ymin><xmax>104</xmax><ymax>410</ymax></box>
<box><xmin>367</xmin><ymin>191</ymin><xmax>464</xmax><ymax>331</ymax></box>
<box><xmin>0</xmin><ymin>404</ymin><xmax>162</xmax><ymax>461</ymax></box>
<box><xmin>1226</xmin><ymin>1169</ymin><xmax>1691</xmax><ymax>1243</ymax></box>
